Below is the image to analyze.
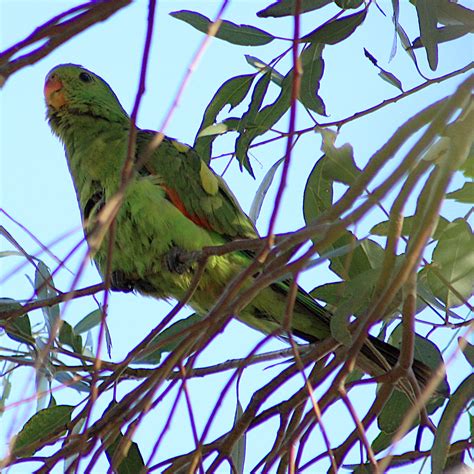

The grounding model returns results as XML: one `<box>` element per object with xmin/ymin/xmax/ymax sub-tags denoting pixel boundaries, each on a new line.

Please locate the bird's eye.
<box><xmin>79</xmin><ymin>72</ymin><xmax>93</xmax><ymax>83</ymax></box>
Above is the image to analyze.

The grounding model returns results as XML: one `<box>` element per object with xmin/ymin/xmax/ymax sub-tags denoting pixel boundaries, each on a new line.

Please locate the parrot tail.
<box><xmin>279</xmin><ymin>282</ymin><xmax>449</xmax><ymax>398</ymax></box>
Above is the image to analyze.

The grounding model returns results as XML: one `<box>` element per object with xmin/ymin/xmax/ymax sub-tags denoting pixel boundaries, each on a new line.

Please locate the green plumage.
<box><xmin>45</xmin><ymin>64</ymin><xmax>437</xmax><ymax>389</ymax></box>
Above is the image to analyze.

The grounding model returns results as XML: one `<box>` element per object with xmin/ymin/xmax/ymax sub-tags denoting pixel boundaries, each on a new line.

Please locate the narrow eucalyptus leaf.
<box><xmin>432</xmin><ymin>375</ymin><xmax>474</xmax><ymax>474</ymax></box>
<box><xmin>34</xmin><ymin>261</ymin><xmax>59</xmax><ymax>336</ymax></box>
<box><xmin>245</xmin><ymin>55</ymin><xmax>285</xmax><ymax>86</ymax></box>
<box><xmin>319</xmin><ymin>128</ymin><xmax>360</xmax><ymax>185</ymax></box>
<box><xmin>134</xmin><ymin>313</ymin><xmax>202</xmax><ymax>364</ymax></box>
<box><xmin>73</xmin><ymin>308</ymin><xmax>102</xmax><ymax>334</ymax></box>
<box><xmin>230</xmin><ymin>390</ymin><xmax>246</xmax><ymax>474</ymax></box>
<box><xmin>299</xmin><ymin>43</ymin><xmax>326</xmax><ymax>114</ymax></box>
<box><xmin>389</xmin><ymin>323</ymin><xmax>450</xmax><ymax>399</ymax></box>
<box><xmin>257</xmin><ymin>0</ymin><xmax>332</xmax><ymax>18</ymax></box>
<box><xmin>458</xmin><ymin>337</ymin><xmax>474</xmax><ymax>368</ymax></box>
<box><xmin>249</xmin><ymin>157</ymin><xmax>285</xmax><ymax>223</ymax></box>
<box><xmin>170</xmin><ymin>10</ymin><xmax>274</xmax><ymax>46</ymax></box>
<box><xmin>236</xmin><ymin>72</ymin><xmax>272</xmax><ymax>175</ymax></box>
<box><xmin>363</xmin><ymin>48</ymin><xmax>403</xmax><ymax>91</ymax></box>
<box><xmin>12</xmin><ymin>405</ymin><xmax>75</xmax><ymax>457</ymax></box>
<box><xmin>198</xmin><ymin>119</ymin><xmax>239</xmax><ymax>138</ymax></box>
<box><xmin>59</xmin><ymin>321</ymin><xmax>83</xmax><ymax>354</ymax></box>
<box><xmin>414</xmin><ymin>0</ymin><xmax>439</xmax><ymax>70</ymax></box>
<box><xmin>54</xmin><ymin>372</ymin><xmax>90</xmax><ymax>393</ymax></box>
<box><xmin>438</xmin><ymin>1</ymin><xmax>474</xmax><ymax>29</ymax></box>
<box><xmin>445</xmin><ymin>182</ymin><xmax>473</xmax><ymax>204</ymax></box>
<box><xmin>412</xmin><ymin>25</ymin><xmax>474</xmax><ymax>49</ymax></box>
<box><xmin>194</xmin><ymin>74</ymin><xmax>255</xmax><ymax>163</ymax></box>
<box><xmin>301</xmin><ymin>8</ymin><xmax>367</xmax><ymax>44</ymax></box>
<box><xmin>303</xmin><ymin>154</ymin><xmax>333</xmax><ymax>228</ymax></box>
<box><xmin>426</xmin><ymin>219</ymin><xmax>474</xmax><ymax>308</ymax></box>
<box><xmin>335</xmin><ymin>0</ymin><xmax>364</xmax><ymax>9</ymax></box>
<box><xmin>370</xmin><ymin>215</ymin><xmax>449</xmax><ymax>240</ymax></box>
<box><xmin>0</xmin><ymin>298</ymin><xmax>32</xmax><ymax>344</ymax></box>
<box><xmin>371</xmin><ymin>431</ymin><xmax>393</xmax><ymax>454</ymax></box>
<box><xmin>104</xmin><ymin>431</ymin><xmax>145</xmax><ymax>474</ymax></box>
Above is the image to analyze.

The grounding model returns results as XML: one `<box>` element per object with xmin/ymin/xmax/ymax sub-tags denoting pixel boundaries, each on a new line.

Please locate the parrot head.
<box><xmin>44</xmin><ymin>64</ymin><xmax>128</xmax><ymax>125</ymax></box>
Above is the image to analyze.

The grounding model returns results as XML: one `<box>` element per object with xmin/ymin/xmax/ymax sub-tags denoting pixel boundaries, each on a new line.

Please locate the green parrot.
<box><xmin>44</xmin><ymin>64</ymin><xmax>439</xmax><ymax>392</ymax></box>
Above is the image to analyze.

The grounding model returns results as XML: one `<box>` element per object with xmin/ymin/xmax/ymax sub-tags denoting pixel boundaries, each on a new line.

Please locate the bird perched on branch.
<box><xmin>44</xmin><ymin>64</ymin><xmax>444</xmax><ymax>396</ymax></box>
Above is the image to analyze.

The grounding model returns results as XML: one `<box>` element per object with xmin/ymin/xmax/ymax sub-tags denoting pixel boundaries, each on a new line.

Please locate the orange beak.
<box><xmin>44</xmin><ymin>75</ymin><xmax>67</xmax><ymax>109</ymax></box>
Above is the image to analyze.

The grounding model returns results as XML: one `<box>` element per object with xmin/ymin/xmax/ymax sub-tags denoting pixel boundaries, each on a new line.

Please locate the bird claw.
<box><xmin>110</xmin><ymin>270</ymin><xmax>135</xmax><ymax>293</ymax></box>
<box><xmin>165</xmin><ymin>246</ymin><xmax>192</xmax><ymax>274</ymax></box>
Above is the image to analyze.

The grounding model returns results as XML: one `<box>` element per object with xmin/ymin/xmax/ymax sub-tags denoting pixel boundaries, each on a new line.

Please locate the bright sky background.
<box><xmin>0</xmin><ymin>1</ymin><xmax>472</xmax><ymax>473</ymax></box>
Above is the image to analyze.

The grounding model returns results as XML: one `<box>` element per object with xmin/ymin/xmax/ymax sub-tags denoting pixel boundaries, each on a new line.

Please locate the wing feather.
<box><xmin>136</xmin><ymin>131</ymin><xmax>258</xmax><ymax>240</ymax></box>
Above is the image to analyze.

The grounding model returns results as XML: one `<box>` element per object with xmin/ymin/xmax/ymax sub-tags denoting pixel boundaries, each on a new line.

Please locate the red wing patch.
<box><xmin>162</xmin><ymin>185</ymin><xmax>213</xmax><ymax>231</ymax></box>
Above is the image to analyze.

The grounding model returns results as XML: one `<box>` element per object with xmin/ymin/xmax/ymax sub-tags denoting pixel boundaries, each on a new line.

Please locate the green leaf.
<box><xmin>8</xmin><ymin>314</ymin><xmax>32</xmax><ymax>345</ymax></box>
<box><xmin>310</xmin><ymin>282</ymin><xmax>343</xmax><ymax>306</ymax></box>
<box><xmin>235</xmin><ymin>72</ymin><xmax>292</xmax><ymax>177</ymax></box>
<box><xmin>330</xmin><ymin>271</ymin><xmax>376</xmax><ymax>345</ymax></box>
<box><xmin>54</xmin><ymin>372</ymin><xmax>90</xmax><ymax>393</ymax></box>
<box><xmin>426</xmin><ymin>219</ymin><xmax>474</xmax><ymax>308</ymax></box>
<box><xmin>363</xmin><ymin>49</ymin><xmax>403</xmax><ymax>92</ymax></box>
<box><xmin>388</xmin><ymin>323</ymin><xmax>450</xmax><ymax>400</ymax></box>
<box><xmin>170</xmin><ymin>10</ymin><xmax>274</xmax><ymax>46</ymax></box>
<box><xmin>257</xmin><ymin>0</ymin><xmax>332</xmax><ymax>18</ymax></box>
<box><xmin>197</xmin><ymin>118</ymin><xmax>240</xmax><ymax>138</ymax></box>
<box><xmin>230</xmin><ymin>389</ymin><xmax>246</xmax><ymax>474</ymax></box>
<box><xmin>459</xmin><ymin>143</ymin><xmax>474</xmax><ymax>178</ymax></box>
<box><xmin>255</xmin><ymin>73</ymin><xmax>292</xmax><ymax>128</ymax></box>
<box><xmin>471</xmin><ymin>409</ymin><xmax>474</xmax><ymax>441</ymax></box>
<box><xmin>134</xmin><ymin>313</ymin><xmax>202</xmax><ymax>364</ymax></box>
<box><xmin>35</xmin><ymin>372</ymin><xmax>51</xmax><ymax>412</ymax></box>
<box><xmin>12</xmin><ymin>405</ymin><xmax>75</xmax><ymax>457</ymax></box>
<box><xmin>34</xmin><ymin>261</ymin><xmax>60</xmax><ymax>336</ymax></box>
<box><xmin>378</xmin><ymin>390</ymin><xmax>418</xmax><ymax>434</ymax></box>
<box><xmin>445</xmin><ymin>182</ymin><xmax>474</xmax><ymax>204</ymax></box>
<box><xmin>59</xmin><ymin>321</ymin><xmax>83</xmax><ymax>354</ymax></box>
<box><xmin>300</xmin><ymin>239</ymin><xmax>365</xmax><ymax>275</ymax></box>
<box><xmin>319</xmin><ymin>128</ymin><xmax>361</xmax><ymax>185</ymax></box>
<box><xmin>105</xmin><ymin>431</ymin><xmax>145</xmax><ymax>474</ymax></box>
<box><xmin>299</xmin><ymin>43</ymin><xmax>326</xmax><ymax>114</ymax></box>
<box><xmin>438</xmin><ymin>1</ymin><xmax>474</xmax><ymax>29</ymax></box>
<box><xmin>0</xmin><ymin>298</ymin><xmax>32</xmax><ymax>344</ymax></box>
<box><xmin>0</xmin><ymin>250</ymin><xmax>28</xmax><ymax>258</ymax></box>
<box><xmin>301</xmin><ymin>8</ymin><xmax>367</xmax><ymax>44</ymax></box>
<box><xmin>394</xmin><ymin>18</ymin><xmax>427</xmax><ymax>79</ymax></box>
<box><xmin>345</xmin><ymin>368</ymin><xmax>364</xmax><ymax>384</ymax></box>
<box><xmin>335</xmin><ymin>0</ymin><xmax>364</xmax><ymax>9</ymax></box>
<box><xmin>416</xmin><ymin>271</ymin><xmax>461</xmax><ymax>320</ymax></box>
<box><xmin>0</xmin><ymin>363</ymin><xmax>13</xmax><ymax>417</ymax></box>
<box><xmin>303</xmin><ymin>154</ymin><xmax>333</xmax><ymax>227</ymax></box>
<box><xmin>370</xmin><ymin>215</ymin><xmax>450</xmax><ymax>240</ymax></box>
<box><xmin>235</xmin><ymin>72</ymin><xmax>272</xmax><ymax>175</ymax></box>
<box><xmin>249</xmin><ymin>157</ymin><xmax>285</xmax><ymax>224</ymax></box>
<box><xmin>194</xmin><ymin>74</ymin><xmax>256</xmax><ymax>163</ymax></box>
<box><xmin>389</xmin><ymin>0</ymin><xmax>401</xmax><ymax>61</ymax></box>
<box><xmin>371</xmin><ymin>430</ymin><xmax>392</xmax><ymax>454</ymax></box>
<box><xmin>246</xmin><ymin>49</ymin><xmax>326</xmax><ymax>114</ymax></box>
<box><xmin>73</xmin><ymin>308</ymin><xmax>102</xmax><ymax>334</ymax></box>
<box><xmin>414</xmin><ymin>0</ymin><xmax>439</xmax><ymax>70</ymax></box>
<box><xmin>458</xmin><ymin>337</ymin><xmax>474</xmax><ymax>368</ymax></box>
<box><xmin>378</xmin><ymin>70</ymin><xmax>403</xmax><ymax>92</ymax></box>
<box><xmin>239</xmin><ymin>72</ymin><xmax>272</xmax><ymax>129</ymax></box>
<box><xmin>329</xmin><ymin>233</ymin><xmax>383</xmax><ymax>280</ymax></box>
<box><xmin>432</xmin><ymin>375</ymin><xmax>474</xmax><ymax>474</ymax></box>
<box><xmin>63</xmin><ymin>416</ymin><xmax>87</xmax><ymax>472</ymax></box>
<box><xmin>245</xmin><ymin>55</ymin><xmax>285</xmax><ymax>86</ymax></box>
<box><xmin>412</xmin><ymin>25</ymin><xmax>474</xmax><ymax>49</ymax></box>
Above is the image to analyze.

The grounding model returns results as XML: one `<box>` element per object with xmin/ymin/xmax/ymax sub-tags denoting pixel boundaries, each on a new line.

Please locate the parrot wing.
<box><xmin>136</xmin><ymin>130</ymin><xmax>258</xmax><ymax>241</ymax></box>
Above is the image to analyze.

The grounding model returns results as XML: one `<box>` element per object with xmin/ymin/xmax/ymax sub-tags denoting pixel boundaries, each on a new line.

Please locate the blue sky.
<box><xmin>1</xmin><ymin>1</ymin><xmax>472</xmax><ymax>472</ymax></box>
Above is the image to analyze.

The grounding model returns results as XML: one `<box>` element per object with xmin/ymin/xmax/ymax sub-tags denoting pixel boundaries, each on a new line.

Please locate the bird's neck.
<box><xmin>50</xmin><ymin>110</ymin><xmax>131</xmax><ymax>212</ymax></box>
